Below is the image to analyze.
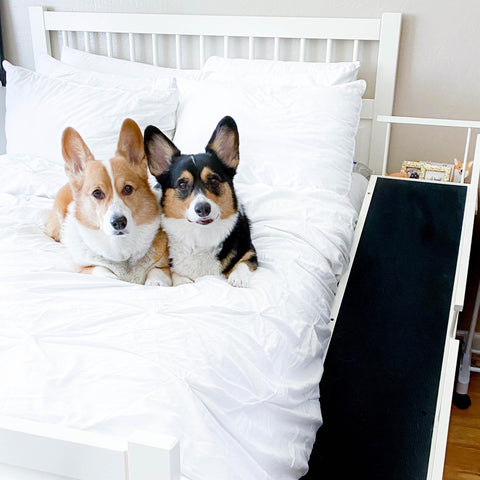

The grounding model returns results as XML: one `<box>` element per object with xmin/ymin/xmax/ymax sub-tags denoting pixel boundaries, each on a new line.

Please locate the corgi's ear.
<box><xmin>454</xmin><ymin>158</ymin><xmax>461</xmax><ymax>168</ymax></box>
<box><xmin>206</xmin><ymin>116</ymin><xmax>239</xmax><ymax>170</ymax></box>
<box><xmin>116</xmin><ymin>118</ymin><xmax>145</xmax><ymax>166</ymax></box>
<box><xmin>144</xmin><ymin>125</ymin><xmax>180</xmax><ymax>176</ymax></box>
<box><xmin>62</xmin><ymin>127</ymin><xmax>95</xmax><ymax>179</ymax></box>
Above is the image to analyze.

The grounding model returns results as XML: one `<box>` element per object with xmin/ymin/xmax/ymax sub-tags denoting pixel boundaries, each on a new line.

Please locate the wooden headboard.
<box><xmin>28</xmin><ymin>6</ymin><xmax>401</xmax><ymax>174</ymax></box>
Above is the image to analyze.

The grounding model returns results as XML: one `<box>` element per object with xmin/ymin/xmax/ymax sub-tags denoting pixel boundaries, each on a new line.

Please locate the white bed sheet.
<box><xmin>0</xmin><ymin>153</ymin><xmax>357</xmax><ymax>480</ymax></box>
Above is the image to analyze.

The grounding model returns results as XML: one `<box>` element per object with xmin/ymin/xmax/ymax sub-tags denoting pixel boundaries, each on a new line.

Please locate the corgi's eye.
<box><xmin>122</xmin><ymin>185</ymin><xmax>134</xmax><ymax>196</ymax></box>
<box><xmin>207</xmin><ymin>175</ymin><xmax>222</xmax><ymax>192</ymax></box>
<box><xmin>177</xmin><ymin>179</ymin><xmax>189</xmax><ymax>191</ymax></box>
<box><xmin>92</xmin><ymin>189</ymin><xmax>105</xmax><ymax>200</ymax></box>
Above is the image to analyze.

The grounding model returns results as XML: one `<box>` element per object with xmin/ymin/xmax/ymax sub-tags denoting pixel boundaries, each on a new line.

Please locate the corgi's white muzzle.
<box><xmin>102</xmin><ymin>201</ymin><xmax>133</xmax><ymax>236</ymax></box>
<box><xmin>187</xmin><ymin>194</ymin><xmax>220</xmax><ymax>226</ymax></box>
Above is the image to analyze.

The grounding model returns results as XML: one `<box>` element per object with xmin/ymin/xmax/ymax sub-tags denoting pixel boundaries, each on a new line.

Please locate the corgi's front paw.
<box><xmin>91</xmin><ymin>266</ymin><xmax>118</xmax><ymax>280</ymax></box>
<box><xmin>227</xmin><ymin>263</ymin><xmax>253</xmax><ymax>288</ymax></box>
<box><xmin>145</xmin><ymin>268</ymin><xmax>172</xmax><ymax>287</ymax></box>
<box><xmin>172</xmin><ymin>272</ymin><xmax>194</xmax><ymax>287</ymax></box>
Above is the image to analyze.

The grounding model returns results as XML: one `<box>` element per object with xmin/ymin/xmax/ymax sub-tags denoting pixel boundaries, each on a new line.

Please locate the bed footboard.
<box><xmin>0</xmin><ymin>415</ymin><xmax>180</xmax><ymax>480</ymax></box>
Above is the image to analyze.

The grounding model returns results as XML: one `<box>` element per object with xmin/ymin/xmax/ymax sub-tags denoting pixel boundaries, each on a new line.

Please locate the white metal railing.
<box><xmin>377</xmin><ymin>115</ymin><xmax>480</xmax><ymax>180</ymax></box>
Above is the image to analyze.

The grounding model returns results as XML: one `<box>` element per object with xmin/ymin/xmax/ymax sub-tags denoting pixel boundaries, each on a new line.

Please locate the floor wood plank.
<box><xmin>444</xmin><ymin>373</ymin><xmax>480</xmax><ymax>479</ymax></box>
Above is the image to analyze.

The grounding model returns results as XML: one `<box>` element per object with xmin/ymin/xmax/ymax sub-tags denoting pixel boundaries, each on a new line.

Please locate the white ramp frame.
<box><xmin>28</xmin><ymin>6</ymin><xmax>402</xmax><ymax>174</ymax></box>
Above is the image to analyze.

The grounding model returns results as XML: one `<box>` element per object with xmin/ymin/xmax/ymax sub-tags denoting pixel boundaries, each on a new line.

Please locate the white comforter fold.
<box><xmin>0</xmin><ymin>153</ymin><xmax>356</xmax><ymax>480</ymax></box>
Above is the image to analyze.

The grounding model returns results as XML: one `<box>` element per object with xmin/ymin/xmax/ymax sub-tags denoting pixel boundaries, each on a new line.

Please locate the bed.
<box><xmin>0</xmin><ymin>7</ymin><xmax>402</xmax><ymax>480</ymax></box>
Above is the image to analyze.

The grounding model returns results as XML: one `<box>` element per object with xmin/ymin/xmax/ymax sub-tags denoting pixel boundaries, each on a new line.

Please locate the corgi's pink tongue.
<box><xmin>196</xmin><ymin>219</ymin><xmax>213</xmax><ymax>225</ymax></box>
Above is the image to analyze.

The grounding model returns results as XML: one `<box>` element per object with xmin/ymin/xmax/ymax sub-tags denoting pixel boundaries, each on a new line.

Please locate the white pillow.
<box><xmin>173</xmin><ymin>78</ymin><xmax>366</xmax><ymax>194</ymax></box>
<box><xmin>203</xmin><ymin>56</ymin><xmax>360</xmax><ymax>86</ymax></box>
<box><xmin>4</xmin><ymin>61</ymin><xmax>178</xmax><ymax>164</ymax></box>
<box><xmin>36</xmin><ymin>53</ymin><xmax>176</xmax><ymax>91</ymax></box>
<box><xmin>61</xmin><ymin>46</ymin><xmax>204</xmax><ymax>80</ymax></box>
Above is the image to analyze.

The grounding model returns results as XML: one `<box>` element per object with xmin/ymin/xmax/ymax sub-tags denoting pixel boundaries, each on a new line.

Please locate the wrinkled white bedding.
<box><xmin>0</xmin><ymin>153</ymin><xmax>357</xmax><ymax>480</ymax></box>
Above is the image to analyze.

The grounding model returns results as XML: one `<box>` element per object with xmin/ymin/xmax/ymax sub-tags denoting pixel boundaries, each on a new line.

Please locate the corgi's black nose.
<box><xmin>111</xmin><ymin>215</ymin><xmax>127</xmax><ymax>230</ymax></box>
<box><xmin>195</xmin><ymin>202</ymin><xmax>211</xmax><ymax>218</ymax></box>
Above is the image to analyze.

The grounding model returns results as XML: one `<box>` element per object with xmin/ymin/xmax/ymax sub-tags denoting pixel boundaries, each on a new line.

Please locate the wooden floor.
<box><xmin>443</xmin><ymin>372</ymin><xmax>480</xmax><ymax>479</ymax></box>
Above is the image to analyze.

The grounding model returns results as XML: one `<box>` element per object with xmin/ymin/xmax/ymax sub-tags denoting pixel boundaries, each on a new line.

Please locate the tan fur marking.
<box><xmin>148</xmin><ymin>229</ymin><xmax>171</xmax><ymax>282</ymax></box>
<box><xmin>180</xmin><ymin>171</ymin><xmax>194</xmax><ymax>183</ymax></box>
<box><xmin>239</xmin><ymin>249</ymin><xmax>258</xmax><ymax>272</ymax></box>
<box><xmin>200</xmin><ymin>167</ymin><xmax>237</xmax><ymax>219</ymax></box>
<box><xmin>62</xmin><ymin>127</ymin><xmax>95</xmax><ymax>180</ymax></box>
<box><xmin>211</xmin><ymin>182</ymin><xmax>236</xmax><ymax>219</ymax></box>
<box><xmin>207</xmin><ymin>125</ymin><xmax>239</xmax><ymax>169</ymax></box>
<box><xmin>73</xmin><ymin>161</ymin><xmax>113</xmax><ymax>230</ymax></box>
<box><xmin>116</xmin><ymin>118</ymin><xmax>145</xmax><ymax>167</ymax></box>
<box><xmin>151</xmin><ymin>230</ymin><xmax>170</xmax><ymax>267</ymax></box>
<box><xmin>110</xmin><ymin>155</ymin><xmax>159</xmax><ymax>225</ymax></box>
<box><xmin>200</xmin><ymin>167</ymin><xmax>214</xmax><ymax>183</ymax></box>
<box><xmin>164</xmin><ymin>189</ymin><xmax>194</xmax><ymax>218</ymax></box>
<box><xmin>163</xmin><ymin>171</ymin><xmax>194</xmax><ymax>219</ymax></box>
<box><xmin>45</xmin><ymin>184</ymin><xmax>73</xmax><ymax>241</ymax></box>
<box><xmin>78</xmin><ymin>266</ymin><xmax>96</xmax><ymax>274</ymax></box>
<box><xmin>220</xmin><ymin>251</ymin><xmax>237</xmax><ymax>273</ymax></box>
<box><xmin>222</xmin><ymin>249</ymin><xmax>257</xmax><ymax>275</ymax></box>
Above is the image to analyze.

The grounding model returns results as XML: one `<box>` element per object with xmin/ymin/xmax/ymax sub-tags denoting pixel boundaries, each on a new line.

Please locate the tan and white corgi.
<box><xmin>45</xmin><ymin>118</ymin><xmax>171</xmax><ymax>286</ymax></box>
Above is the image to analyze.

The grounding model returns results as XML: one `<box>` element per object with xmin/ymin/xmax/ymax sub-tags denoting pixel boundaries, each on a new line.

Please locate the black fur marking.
<box><xmin>218</xmin><ymin>212</ymin><xmax>257</xmax><ymax>275</ymax></box>
<box><xmin>155</xmin><ymin>152</ymin><xmax>238</xmax><ymax>211</ymax></box>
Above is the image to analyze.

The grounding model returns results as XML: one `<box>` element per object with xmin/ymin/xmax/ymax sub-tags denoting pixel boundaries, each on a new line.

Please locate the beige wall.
<box><xmin>1</xmin><ymin>0</ymin><xmax>480</xmax><ymax>170</ymax></box>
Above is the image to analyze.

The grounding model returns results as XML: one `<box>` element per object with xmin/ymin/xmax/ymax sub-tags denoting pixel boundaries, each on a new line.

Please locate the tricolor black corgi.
<box><xmin>144</xmin><ymin>116</ymin><xmax>257</xmax><ymax>287</ymax></box>
<box><xmin>45</xmin><ymin>118</ymin><xmax>171</xmax><ymax>286</ymax></box>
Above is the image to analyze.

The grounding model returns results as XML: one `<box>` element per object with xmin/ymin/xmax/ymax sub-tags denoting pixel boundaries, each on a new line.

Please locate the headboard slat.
<box><xmin>248</xmin><ymin>37</ymin><xmax>254</xmax><ymax>60</ymax></box>
<box><xmin>273</xmin><ymin>37</ymin><xmax>280</xmax><ymax>61</ymax></box>
<box><xmin>106</xmin><ymin>32</ymin><xmax>113</xmax><ymax>57</ymax></box>
<box><xmin>199</xmin><ymin>35</ymin><xmax>205</xmax><ymax>67</ymax></box>
<box><xmin>151</xmin><ymin>34</ymin><xmax>158</xmax><ymax>66</ymax></box>
<box><xmin>326</xmin><ymin>39</ymin><xmax>333</xmax><ymax>63</ymax></box>
<box><xmin>223</xmin><ymin>36</ymin><xmax>229</xmax><ymax>58</ymax></box>
<box><xmin>352</xmin><ymin>39</ymin><xmax>359</xmax><ymax>61</ymax></box>
<box><xmin>83</xmin><ymin>31</ymin><xmax>90</xmax><ymax>53</ymax></box>
<box><xmin>128</xmin><ymin>33</ymin><xmax>135</xmax><ymax>61</ymax></box>
<box><xmin>299</xmin><ymin>38</ymin><xmax>306</xmax><ymax>62</ymax></box>
<box><xmin>175</xmin><ymin>34</ymin><xmax>181</xmax><ymax>69</ymax></box>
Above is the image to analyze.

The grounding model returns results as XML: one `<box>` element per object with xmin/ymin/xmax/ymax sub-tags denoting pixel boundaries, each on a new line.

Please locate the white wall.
<box><xmin>1</xmin><ymin>0</ymin><xmax>480</xmax><ymax>170</ymax></box>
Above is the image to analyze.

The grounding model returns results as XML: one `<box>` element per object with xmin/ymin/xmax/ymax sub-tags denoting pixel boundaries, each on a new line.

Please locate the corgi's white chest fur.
<box><xmin>62</xmin><ymin>203</ymin><xmax>161</xmax><ymax>284</ymax></box>
<box><xmin>162</xmin><ymin>213</ymin><xmax>238</xmax><ymax>283</ymax></box>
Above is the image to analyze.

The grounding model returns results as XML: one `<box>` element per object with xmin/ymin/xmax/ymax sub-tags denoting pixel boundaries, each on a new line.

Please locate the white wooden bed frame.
<box><xmin>0</xmin><ymin>7</ymin><xmax>402</xmax><ymax>479</ymax></box>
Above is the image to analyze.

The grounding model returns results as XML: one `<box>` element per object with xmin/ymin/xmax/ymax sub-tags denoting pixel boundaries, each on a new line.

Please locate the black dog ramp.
<box><xmin>303</xmin><ymin>177</ymin><xmax>466</xmax><ymax>480</ymax></box>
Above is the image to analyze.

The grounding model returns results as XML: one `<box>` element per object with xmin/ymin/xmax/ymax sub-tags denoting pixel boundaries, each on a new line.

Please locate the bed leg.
<box><xmin>128</xmin><ymin>431</ymin><xmax>180</xmax><ymax>480</ymax></box>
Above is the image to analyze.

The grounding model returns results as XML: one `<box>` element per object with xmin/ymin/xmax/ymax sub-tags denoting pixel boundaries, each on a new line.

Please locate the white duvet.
<box><xmin>0</xmin><ymin>153</ymin><xmax>357</xmax><ymax>480</ymax></box>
